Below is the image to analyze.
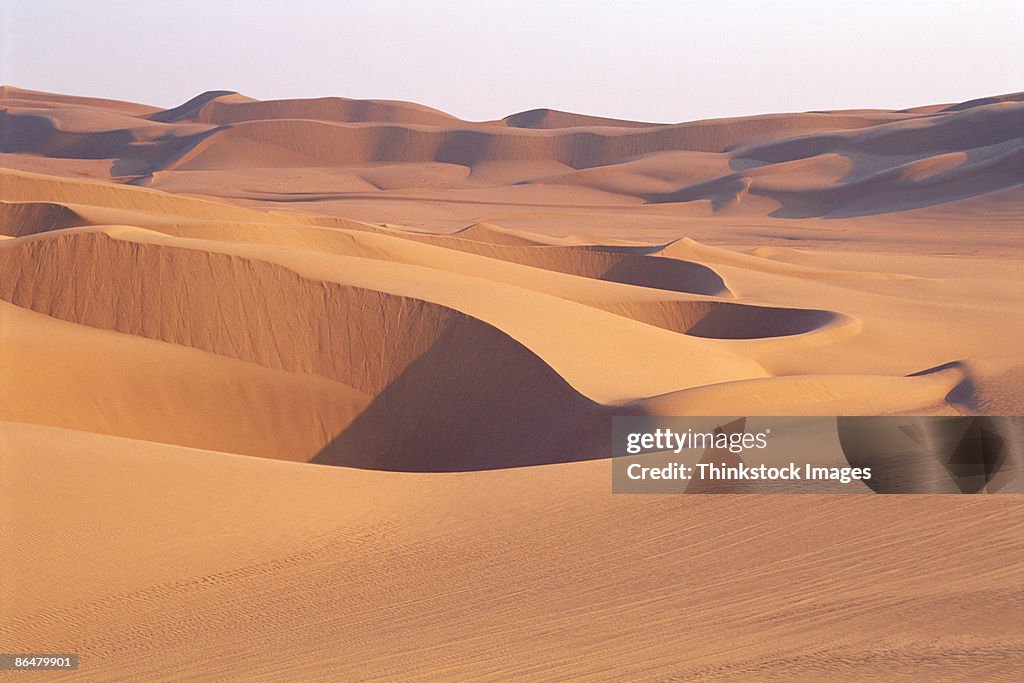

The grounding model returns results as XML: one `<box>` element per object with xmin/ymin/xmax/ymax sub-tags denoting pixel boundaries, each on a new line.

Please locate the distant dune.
<box><xmin>1</xmin><ymin>86</ymin><xmax>1022</xmax><ymax>680</ymax></box>
<box><xmin>3</xmin><ymin>84</ymin><xmax>1020</xmax><ymax>222</ymax></box>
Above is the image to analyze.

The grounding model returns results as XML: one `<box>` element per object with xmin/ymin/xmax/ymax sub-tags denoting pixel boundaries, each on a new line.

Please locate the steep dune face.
<box><xmin>0</xmin><ymin>201</ymin><xmax>84</xmax><ymax>237</ymax></box>
<box><xmin>147</xmin><ymin>90</ymin><xmax>247</xmax><ymax>123</ymax></box>
<box><xmin>0</xmin><ymin>301</ymin><xmax>371</xmax><ymax>461</ymax></box>
<box><xmin>0</xmin><ymin>228</ymin><xmax>608</xmax><ymax>470</ymax></box>
<box><xmin>310</xmin><ymin>315</ymin><xmax>610</xmax><ymax>471</ymax></box>
<box><xmin>0</xmin><ymin>230</ymin><xmax>440</xmax><ymax>392</ymax></box>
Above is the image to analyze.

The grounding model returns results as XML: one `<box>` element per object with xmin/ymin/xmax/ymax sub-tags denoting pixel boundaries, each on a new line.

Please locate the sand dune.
<box><xmin>160</xmin><ymin>112</ymin><xmax>924</xmax><ymax>174</ymax></box>
<box><xmin>0</xmin><ymin>200</ymin><xmax>84</xmax><ymax>237</ymax></box>
<box><xmin>2</xmin><ymin>421</ymin><xmax>1022</xmax><ymax>680</ymax></box>
<box><xmin>183</xmin><ymin>92</ymin><xmax>461</xmax><ymax>127</ymax></box>
<box><xmin>502</xmin><ymin>107</ymin><xmax>661</xmax><ymax>129</ymax></box>
<box><xmin>6</xmin><ymin>86</ymin><xmax>1018</xmax><ymax>222</ymax></box>
<box><xmin>1</xmin><ymin>89</ymin><xmax>1021</xmax><ymax>452</ymax></box>
<box><xmin>1</xmin><ymin>88</ymin><xmax>1022</xmax><ymax>679</ymax></box>
<box><xmin>0</xmin><ymin>301</ymin><xmax>370</xmax><ymax>460</ymax></box>
<box><xmin>0</xmin><ymin>85</ymin><xmax>160</xmax><ymax>115</ymax></box>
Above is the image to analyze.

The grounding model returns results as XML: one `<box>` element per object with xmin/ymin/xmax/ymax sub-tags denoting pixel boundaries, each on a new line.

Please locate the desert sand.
<box><xmin>1</xmin><ymin>85</ymin><xmax>1022</xmax><ymax>679</ymax></box>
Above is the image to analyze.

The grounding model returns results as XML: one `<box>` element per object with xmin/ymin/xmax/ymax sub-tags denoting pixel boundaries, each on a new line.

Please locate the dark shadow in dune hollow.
<box><xmin>311</xmin><ymin>315</ymin><xmax>616</xmax><ymax>472</ymax></box>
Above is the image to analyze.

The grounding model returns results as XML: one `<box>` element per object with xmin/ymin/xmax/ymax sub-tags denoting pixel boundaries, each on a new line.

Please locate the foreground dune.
<box><xmin>1</xmin><ymin>87</ymin><xmax>1022</xmax><ymax>679</ymax></box>
<box><xmin>3</xmin><ymin>422</ymin><xmax>1023</xmax><ymax>681</ymax></box>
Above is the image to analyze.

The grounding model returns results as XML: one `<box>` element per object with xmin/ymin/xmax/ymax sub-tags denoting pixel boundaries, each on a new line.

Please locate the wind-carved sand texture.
<box><xmin>1</xmin><ymin>86</ymin><xmax>1022</xmax><ymax>679</ymax></box>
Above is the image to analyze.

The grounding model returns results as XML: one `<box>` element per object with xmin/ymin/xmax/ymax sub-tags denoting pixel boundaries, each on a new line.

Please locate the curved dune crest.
<box><xmin>181</xmin><ymin>94</ymin><xmax>460</xmax><ymax>127</ymax></box>
<box><xmin>396</xmin><ymin>232</ymin><xmax>733</xmax><ymax>296</ymax></box>
<box><xmin>940</xmin><ymin>91</ymin><xmax>1024</xmax><ymax>112</ymax></box>
<box><xmin>600</xmin><ymin>299</ymin><xmax>844</xmax><ymax>339</ymax></box>
<box><xmin>0</xmin><ymin>201</ymin><xmax>85</xmax><ymax>237</ymax></box>
<box><xmin>0</xmin><ymin>226</ymin><xmax>770</xmax><ymax>388</ymax></box>
<box><xmin>0</xmin><ymin>85</ymin><xmax>159</xmax><ymax>115</ymax></box>
<box><xmin>1</xmin><ymin>89</ymin><xmax>1022</xmax><ymax>474</ymax></box>
<box><xmin>446</xmin><ymin>221</ymin><xmax>578</xmax><ymax>246</ymax></box>
<box><xmin>0</xmin><ymin>230</ymin><xmax>523</xmax><ymax>394</ymax></box>
<box><xmin>0</xmin><ymin>167</ymin><xmax>275</xmax><ymax>221</ymax></box>
<box><xmin>502</xmin><ymin>108</ymin><xmax>661</xmax><ymax>129</ymax></box>
<box><xmin>148</xmin><ymin>90</ymin><xmax>248</xmax><ymax>123</ymax></box>
<box><xmin>0</xmin><ymin>229</ymin><xmax>615</xmax><ymax>469</ymax></box>
<box><xmin>70</xmin><ymin>217</ymin><xmax>843</xmax><ymax>344</ymax></box>
<box><xmin>634</xmin><ymin>365</ymin><xmax>969</xmax><ymax>416</ymax></box>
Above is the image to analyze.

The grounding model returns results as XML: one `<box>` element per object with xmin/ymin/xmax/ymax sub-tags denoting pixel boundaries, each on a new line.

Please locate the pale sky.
<box><xmin>1</xmin><ymin>0</ymin><xmax>1021</xmax><ymax>123</ymax></box>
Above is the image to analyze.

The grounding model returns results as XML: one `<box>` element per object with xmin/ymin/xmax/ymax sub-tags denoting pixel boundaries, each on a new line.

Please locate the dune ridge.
<box><xmin>4</xmin><ymin>86</ymin><xmax>1019</xmax><ymax>227</ymax></box>
<box><xmin>2</xmin><ymin>87</ymin><xmax>1023</xmax><ymax>680</ymax></box>
<box><xmin>1</xmin><ymin>88</ymin><xmax>1021</xmax><ymax>462</ymax></box>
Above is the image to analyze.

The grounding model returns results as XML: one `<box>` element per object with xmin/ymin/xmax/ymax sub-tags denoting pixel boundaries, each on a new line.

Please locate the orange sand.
<box><xmin>1</xmin><ymin>86</ymin><xmax>1022</xmax><ymax>679</ymax></box>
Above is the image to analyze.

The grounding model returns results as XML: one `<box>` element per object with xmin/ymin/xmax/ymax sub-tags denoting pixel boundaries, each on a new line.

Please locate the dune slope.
<box><xmin>2</xmin><ymin>422</ymin><xmax>1023</xmax><ymax>680</ymax></box>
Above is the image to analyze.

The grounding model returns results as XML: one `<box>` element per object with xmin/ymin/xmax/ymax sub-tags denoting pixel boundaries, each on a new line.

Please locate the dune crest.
<box><xmin>1</xmin><ymin>88</ymin><xmax>1022</xmax><ymax>467</ymax></box>
<box><xmin>1</xmin><ymin>86</ymin><xmax>1023</xmax><ymax>681</ymax></box>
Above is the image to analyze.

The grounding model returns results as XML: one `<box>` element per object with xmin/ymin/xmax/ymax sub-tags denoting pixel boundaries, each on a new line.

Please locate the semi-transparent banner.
<box><xmin>611</xmin><ymin>416</ymin><xmax>1023</xmax><ymax>494</ymax></box>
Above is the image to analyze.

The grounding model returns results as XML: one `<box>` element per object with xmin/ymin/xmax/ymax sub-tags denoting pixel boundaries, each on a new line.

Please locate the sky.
<box><xmin>1</xmin><ymin>0</ymin><xmax>1021</xmax><ymax>123</ymax></box>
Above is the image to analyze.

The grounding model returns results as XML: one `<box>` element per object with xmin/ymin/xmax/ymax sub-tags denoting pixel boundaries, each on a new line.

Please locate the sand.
<box><xmin>1</xmin><ymin>85</ymin><xmax>1022</xmax><ymax>679</ymax></box>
